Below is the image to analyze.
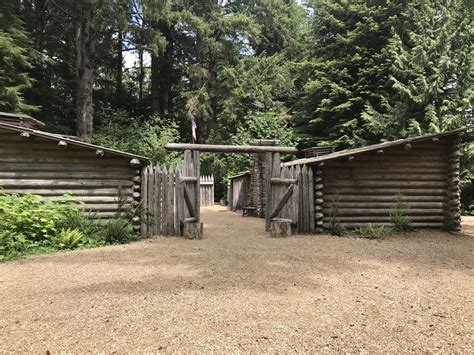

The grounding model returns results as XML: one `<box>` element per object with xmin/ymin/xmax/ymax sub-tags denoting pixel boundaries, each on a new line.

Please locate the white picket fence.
<box><xmin>200</xmin><ymin>175</ymin><xmax>214</xmax><ymax>207</ymax></box>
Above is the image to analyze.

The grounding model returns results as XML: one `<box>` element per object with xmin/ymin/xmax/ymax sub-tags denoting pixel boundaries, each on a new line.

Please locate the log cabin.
<box><xmin>0</xmin><ymin>122</ymin><xmax>149</xmax><ymax>231</ymax></box>
<box><xmin>284</xmin><ymin>127</ymin><xmax>473</xmax><ymax>231</ymax></box>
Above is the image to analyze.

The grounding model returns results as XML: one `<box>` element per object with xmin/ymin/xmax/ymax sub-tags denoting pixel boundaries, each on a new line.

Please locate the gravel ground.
<box><xmin>1</xmin><ymin>206</ymin><xmax>473</xmax><ymax>353</ymax></box>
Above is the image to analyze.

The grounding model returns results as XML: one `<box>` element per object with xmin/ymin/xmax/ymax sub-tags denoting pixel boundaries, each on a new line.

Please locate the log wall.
<box><xmin>319</xmin><ymin>138</ymin><xmax>456</xmax><ymax>229</ymax></box>
<box><xmin>0</xmin><ymin>128</ymin><xmax>142</xmax><ymax>228</ymax></box>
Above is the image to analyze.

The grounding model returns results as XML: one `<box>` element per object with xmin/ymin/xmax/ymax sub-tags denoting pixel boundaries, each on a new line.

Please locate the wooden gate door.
<box><xmin>176</xmin><ymin>149</ymin><xmax>201</xmax><ymax>238</ymax></box>
<box><xmin>265</xmin><ymin>152</ymin><xmax>314</xmax><ymax>234</ymax></box>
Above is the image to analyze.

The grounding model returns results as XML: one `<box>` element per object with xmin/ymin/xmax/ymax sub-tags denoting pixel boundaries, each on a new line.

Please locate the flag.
<box><xmin>191</xmin><ymin>119</ymin><xmax>197</xmax><ymax>142</ymax></box>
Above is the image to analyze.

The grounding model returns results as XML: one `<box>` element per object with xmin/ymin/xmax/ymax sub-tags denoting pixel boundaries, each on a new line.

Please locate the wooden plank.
<box><xmin>269</xmin><ymin>184</ymin><xmax>294</xmax><ymax>219</ymax></box>
<box><xmin>140</xmin><ymin>166</ymin><xmax>148</xmax><ymax>236</ymax></box>
<box><xmin>147</xmin><ymin>166</ymin><xmax>154</xmax><ymax>237</ymax></box>
<box><xmin>308</xmin><ymin>166</ymin><xmax>315</xmax><ymax>233</ymax></box>
<box><xmin>162</xmin><ymin>166</ymin><xmax>168</xmax><ymax>235</ymax></box>
<box><xmin>184</xmin><ymin>185</ymin><xmax>197</xmax><ymax>218</ymax></box>
<box><xmin>175</xmin><ymin>167</ymin><xmax>181</xmax><ymax>236</ymax></box>
<box><xmin>297</xmin><ymin>164</ymin><xmax>304</xmax><ymax>233</ymax></box>
<box><xmin>168</xmin><ymin>167</ymin><xmax>175</xmax><ymax>235</ymax></box>
<box><xmin>194</xmin><ymin>150</ymin><xmax>200</xmax><ymax>223</ymax></box>
<box><xmin>264</xmin><ymin>152</ymin><xmax>273</xmax><ymax>230</ymax></box>
<box><xmin>302</xmin><ymin>165</ymin><xmax>309</xmax><ymax>233</ymax></box>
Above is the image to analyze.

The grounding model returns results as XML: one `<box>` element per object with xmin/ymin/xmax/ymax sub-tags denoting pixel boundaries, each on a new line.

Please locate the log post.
<box><xmin>183</xmin><ymin>219</ymin><xmax>202</xmax><ymax>239</ymax></box>
<box><xmin>314</xmin><ymin>166</ymin><xmax>324</xmax><ymax>233</ymax></box>
<box><xmin>270</xmin><ymin>218</ymin><xmax>292</xmax><ymax>238</ymax></box>
<box><xmin>132</xmin><ymin>167</ymin><xmax>142</xmax><ymax>233</ymax></box>
<box><xmin>444</xmin><ymin>136</ymin><xmax>462</xmax><ymax>231</ymax></box>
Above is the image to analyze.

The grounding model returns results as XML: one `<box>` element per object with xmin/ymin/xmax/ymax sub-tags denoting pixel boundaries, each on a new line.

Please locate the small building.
<box><xmin>0</xmin><ymin>122</ymin><xmax>149</xmax><ymax>231</ymax></box>
<box><xmin>228</xmin><ymin>171</ymin><xmax>250</xmax><ymax>211</ymax></box>
<box><xmin>285</xmin><ymin>127</ymin><xmax>472</xmax><ymax>231</ymax></box>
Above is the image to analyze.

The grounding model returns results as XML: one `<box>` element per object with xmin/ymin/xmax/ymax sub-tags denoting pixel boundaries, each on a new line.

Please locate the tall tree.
<box><xmin>295</xmin><ymin>0</ymin><xmax>398</xmax><ymax>147</ymax></box>
<box><xmin>74</xmin><ymin>0</ymin><xmax>97</xmax><ymax>142</ymax></box>
<box><xmin>0</xmin><ymin>0</ymin><xmax>36</xmax><ymax>113</ymax></box>
<box><xmin>363</xmin><ymin>0</ymin><xmax>473</xmax><ymax>140</ymax></box>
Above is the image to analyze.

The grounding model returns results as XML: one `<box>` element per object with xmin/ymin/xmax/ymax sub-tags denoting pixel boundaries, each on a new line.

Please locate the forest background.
<box><xmin>1</xmin><ymin>0</ymin><xmax>472</xmax><ymax>210</ymax></box>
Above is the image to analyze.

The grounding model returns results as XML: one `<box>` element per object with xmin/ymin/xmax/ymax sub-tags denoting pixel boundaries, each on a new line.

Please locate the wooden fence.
<box><xmin>200</xmin><ymin>175</ymin><xmax>214</xmax><ymax>207</ymax></box>
<box><xmin>265</xmin><ymin>152</ymin><xmax>315</xmax><ymax>234</ymax></box>
<box><xmin>140</xmin><ymin>150</ymin><xmax>201</xmax><ymax>237</ymax></box>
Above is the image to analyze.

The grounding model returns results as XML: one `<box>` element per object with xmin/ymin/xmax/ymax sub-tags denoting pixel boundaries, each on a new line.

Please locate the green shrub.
<box><xmin>328</xmin><ymin>193</ymin><xmax>346</xmax><ymax>236</ymax></box>
<box><xmin>103</xmin><ymin>218</ymin><xmax>135</xmax><ymax>244</ymax></box>
<box><xmin>390</xmin><ymin>193</ymin><xmax>413</xmax><ymax>232</ymax></box>
<box><xmin>0</xmin><ymin>231</ymin><xmax>32</xmax><ymax>260</ymax></box>
<box><xmin>353</xmin><ymin>225</ymin><xmax>393</xmax><ymax>239</ymax></box>
<box><xmin>0</xmin><ymin>192</ymin><xmax>76</xmax><ymax>242</ymax></box>
<box><xmin>53</xmin><ymin>228</ymin><xmax>84</xmax><ymax>250</ymax></box>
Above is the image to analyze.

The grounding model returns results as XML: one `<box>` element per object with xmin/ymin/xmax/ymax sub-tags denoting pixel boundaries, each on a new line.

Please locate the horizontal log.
<box><xmin>321</xmin><ymin>208</ymin><xmax>443</xmax><ymax>216</ymax></box>
<box><xmin>322</xmin><ymin>167</ymin><xmax>448</xmax><ymax>175</ymax></box>
<box><xmin>0</xmin><ymin>188</ymin><xmax>132</xmax><ymax>196</ymax></box>
<box><xmin>323</xmin><ymin>215</ymin><xmax>443</xmax><ymax>222</ymax></box>
<box><xmin>270</xmin><ymin>178</ymin><xmax>297</xmax><ymax>185</ymax></box>
<box><xmin>180</xmin><ymin>177</ymin><xmax>198</xmax><ymax>183</ymax></box>
<box><xmin>326</xmin><ymin>160</ymin><xmax>448</xmax><ymax>168</ymax></box>
<box><xmin>322</xmin><ymin>173</ymin><xmax>447</xmax><ymax>182</ymax></box>
<box><xmin>322</xmin><ymin>202</ymin><xmax>443</xmax><ymax>209</ymax></box>
<box><xmin>165</xmin><ymin>143</ymin><xmax>297</xmax><ymax>154</ymax></box>
<box><xmin>38</xmin><ymin>196</ymin><xmax>133</xmax><ymax>203</ymax></box>
<box><xmin>323</xmin><ymin>222</ymin><xmax>443</xmax><ymax>229</ymax></box>
<box><xmin>0</xmin><ymin>163</ymin><xmax>133</xmax><ymax>172</ymax></box>
<box><xmin>0</xmin><ymin>171</ymin><xmax>133</xmax><ymax>179</ymax></box>
<box><xmin>322</xmin><ymin>194</ymin><xmax>445</xmax><ymax>202</ymax></box>
<box><xmin>324</xmin><ymin>180</ymin><xmax>447</xmax><ymax>188</ymax></box>
<box><xmin>323</xmin><ymin>188</ymin><xmax>446</xmax><ymax>196</ymax></box>
<box><xmin>0</xmin><ymin>179</ymin><xmax>133</xmax><ymax>188</ymax></box>
<box><xmin>0</xmin><ymin>156</ymin><xmax>133</xmax><ymax>165</ymax></box>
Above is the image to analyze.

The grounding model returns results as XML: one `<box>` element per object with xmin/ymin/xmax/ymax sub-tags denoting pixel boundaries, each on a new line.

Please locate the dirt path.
<box><xmin>1</xmin><ymin>206</ymin><xmax>473</xmax><ymax>353</ymax></box>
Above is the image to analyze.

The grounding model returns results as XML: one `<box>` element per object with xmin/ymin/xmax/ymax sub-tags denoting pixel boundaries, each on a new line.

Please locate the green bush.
<box><xmin>53</xmin><ymin>228</ymin><xmax>84</xmax><ymax>250</ymax></box>
<box><xmin>390</xmin><ymin>193</ymin><xmax>413</xmax><ymax>232</ymax></box>
<box><xmin>103</xmin><ymin>218</ymin><xmax>135</xmax><ymax>244</ymax></box>
<box><xmin>0</xmin><ymin>231</ymin><xmax>32</xmax><ymax>261</ymax></box>
<box><xmin>353</xmin><ymin>225</ymin><xmax>393</xmax><ymax>239</ymax></box>
<box><xmin>0</xmin><ymin>191</ymin><xmax>140</xmax><ymax>261</ymax></box>
<box><xmin>0</xmin><ymin>192</ymin><xmax>76</xmax><ymax>242</ymax></box>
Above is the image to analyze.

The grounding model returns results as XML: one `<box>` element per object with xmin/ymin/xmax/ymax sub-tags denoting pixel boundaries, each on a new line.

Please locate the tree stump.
<box><xmin>270</xmin><ymin>218</ymin><xmax>292</xmax><ymax>238</ymax></box>
<box><xmin>183</xmin><ymin>220</ymin><xmax>202</xmax><ymax>239</ymax></box>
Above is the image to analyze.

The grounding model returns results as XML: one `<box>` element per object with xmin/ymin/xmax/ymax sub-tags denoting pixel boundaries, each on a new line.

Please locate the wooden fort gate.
<box><xmin>265</xmin><ymin>152</ymin><xmax>315</xmax><ymax>236</ymax></box>
<box><xmin>165</xmin><ymin>143</ymin><xmax>313</xmax><ymax>238</ymax></box>
<box><xmin>140</xmin><ymin>149</ymin><xmax>201</xmax><ymax>238</ymax></box>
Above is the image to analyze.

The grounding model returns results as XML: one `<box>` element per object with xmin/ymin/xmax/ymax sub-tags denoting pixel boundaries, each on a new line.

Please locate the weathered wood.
<box><xmin>270</xmin><ymin>218</ymin><xmax>292</xmax><ymax>238</ymax></box>
<box><xmin>181</xmin><ymin>176</ymin><xmax>198</xmax><ymax>183</ymax></box>
<box><xmin>183</xmin><ymin>221</ymin><xmax>202</xmax><ymax>239</ymax></box>
<box><xmin>165</xmin><ymin>143</ymin><xmax>297</xmax><ymax>154</ymax></box>
<box><xmin>140</xmin><ymin>166</ymin><xmax>148</xmax><ymax>236</ymax></box>
<box><xmin>270</xmin><ymin>178</ymin><xmax>298</xmax><ymax>185</ymax></box>
<box><xmin>265</xmin><ymin>152</ymin><xmax>273</xmax><ymax>231</ymax></box>
<box><xmin>183</xmin><ymin>185</ymin><xmax>197</xmax><ymax>218</ymax></box>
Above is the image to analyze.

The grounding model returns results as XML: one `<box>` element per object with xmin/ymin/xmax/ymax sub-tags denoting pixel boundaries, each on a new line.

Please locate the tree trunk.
<box><xmin>138</xmin><ymin>48</ymin><xmax>144</xmax><ymax>102</ymax></box>
<box><xmin>75</xmin><ymin>1</ymin><xmax>96</xmax><ymax>143</ymax></box>
<box><xmin>116</xmin><ymin>29</ymin><xmax>123</xmax><ymax>104</ymax></box>
<box><xmin>151</xmin><ymin>19</ymin><xmax>173</xmax><ymax>116</ymax></box>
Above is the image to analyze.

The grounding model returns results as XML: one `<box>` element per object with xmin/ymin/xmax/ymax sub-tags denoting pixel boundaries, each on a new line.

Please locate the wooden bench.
<box><xmin>242</xmin><ymin>206</ymin><xmax>257</xmax><ymax>217</ymax></box>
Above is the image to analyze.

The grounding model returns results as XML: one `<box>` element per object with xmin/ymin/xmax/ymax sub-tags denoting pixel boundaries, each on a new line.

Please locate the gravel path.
<box><xmin>1</xmin><ymin>206</ymin><xmax>473</xmax><ymax>353</ymax></box>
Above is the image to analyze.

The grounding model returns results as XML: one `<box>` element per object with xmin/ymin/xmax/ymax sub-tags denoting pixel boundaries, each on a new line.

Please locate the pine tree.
<box><xmin>0</xmin><ymin>0</ymin><xmax>36</xmax><ymax>113</ymax></box>
<box><xmin>295</xmin><ymin>0</ymin><xmax>398</xmax><ymax>147</ymax></box>
<box><xmin>363</xmin><ymin>0</ymin><xmax>473</xmax><ymax>141</ymax></box>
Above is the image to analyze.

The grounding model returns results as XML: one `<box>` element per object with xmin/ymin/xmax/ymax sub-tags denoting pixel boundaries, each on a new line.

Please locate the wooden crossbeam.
<box><xmin>165</xmin><ymin>143</ymin><xmax>297</xmax><ymax>154</ymax></box>
<box><xmin>183</xmin><ymin>185</ymin><xmax>196</xmax><ymax>218</ymax></box>
<box><xmin>269</xmin><ymin>184</ymin><xmax>295</xmax><ymax>219</ymax></box>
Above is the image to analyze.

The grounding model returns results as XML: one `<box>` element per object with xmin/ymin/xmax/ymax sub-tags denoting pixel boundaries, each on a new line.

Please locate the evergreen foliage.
<box><xmin>0</xmin><ymin>0</ymin><xmax>37</xmax><ymax>112</ymax></box>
